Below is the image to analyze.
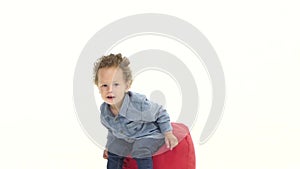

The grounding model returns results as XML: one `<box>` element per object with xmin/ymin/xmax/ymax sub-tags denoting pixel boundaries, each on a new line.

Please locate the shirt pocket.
<box><xmin>125</xmin><ymin>121</ymin><xmax>144</xmax><ymax>136</ymax></box>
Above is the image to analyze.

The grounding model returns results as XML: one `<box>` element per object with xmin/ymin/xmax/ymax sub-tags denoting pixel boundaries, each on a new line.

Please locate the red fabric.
<box><xmin>122</xmin><ymin>123</ymin><xmax>196</xmax><ymax>169</ymax></box>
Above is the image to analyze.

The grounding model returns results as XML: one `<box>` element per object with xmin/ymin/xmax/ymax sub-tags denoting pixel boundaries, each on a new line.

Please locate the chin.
<box><xmin>105</xmin><ymin>100</ymin><xmax>118</xmax><ymax>106</ymax></box>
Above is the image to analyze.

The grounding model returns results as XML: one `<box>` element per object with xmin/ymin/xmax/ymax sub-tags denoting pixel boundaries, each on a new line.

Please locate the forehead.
<box><xmin>97</xmin><ymin>67</ymin><xmax>124</xmax><ymax>82</ymax></box>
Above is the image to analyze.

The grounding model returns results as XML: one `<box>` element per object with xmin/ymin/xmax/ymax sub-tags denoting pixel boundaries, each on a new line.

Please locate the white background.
<box><xmin>1</xmin><ymin>0</ymin><xmax>299</xmax><ymax>168</ymax></box>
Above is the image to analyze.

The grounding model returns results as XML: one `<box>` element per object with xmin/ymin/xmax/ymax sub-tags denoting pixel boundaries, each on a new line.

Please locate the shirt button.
<box><xmin>120</xmin><ymin>130</ymin><xmax>124</xmax><ymax>134</ymax></box>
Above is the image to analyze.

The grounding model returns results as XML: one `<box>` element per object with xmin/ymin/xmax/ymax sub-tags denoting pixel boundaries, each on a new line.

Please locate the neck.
<box><xmin>110</xmin><ymin>105</ymin><xmax>119</xmax><ymax>116</ymax></box>
<box><xmin>109</xmin><ymin>95</ymin><xmax>125</xmax><ymax>116</ymax></box>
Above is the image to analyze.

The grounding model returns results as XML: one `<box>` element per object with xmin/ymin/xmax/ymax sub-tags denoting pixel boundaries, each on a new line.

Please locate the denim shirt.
<box><xmin>100</xmin><ymin>91</ymin><xmax>172</xmax><ymax>147</ymax></box>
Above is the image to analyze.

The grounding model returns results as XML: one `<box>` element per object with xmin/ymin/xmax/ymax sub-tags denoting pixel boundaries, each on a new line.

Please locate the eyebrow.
<box><xmin>99</xmin><ymin>81</ymin><xmax>119</xmax><ymax>84</ymax></box>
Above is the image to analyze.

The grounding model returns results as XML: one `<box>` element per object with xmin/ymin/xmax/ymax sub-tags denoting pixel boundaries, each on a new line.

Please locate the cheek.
<box><xmin>115</xmin><ymin>87</ymin><xmax>127</xmax><ymax>95</ymax></box>
<box><xmin>98</xmin><ymin>88</ymin><xmax>105</xmax><ymax>95</ymax></box>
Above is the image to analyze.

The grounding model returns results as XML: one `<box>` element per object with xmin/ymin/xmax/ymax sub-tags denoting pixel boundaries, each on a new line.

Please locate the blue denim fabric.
<box><xmin>107</xmin><ymin>136</ymin><xmax>165</xmax><ymax>158</ymax></box>
<box><xmin>100</xmin><ymin>91</ymin><xmax>172</xmax><ymax>158</ymax></box>
<box><xmin>107</xmin><ymin>152</ymin><xmax>124</xmax><ymax>169</ymax></box>
<box><xmin>134</xmin><ymin>157</ymin><xmax>153</xmax><ymax>169</ymax></box>
<box><xmin>108</xmin><ymin>152</ymin><xmax>153</xmax><ymax>169</ymax></box>
<box><xmin>100</xmin><ymin>91</ymin><xmax>172</xmax><ymax>147</ymax></box>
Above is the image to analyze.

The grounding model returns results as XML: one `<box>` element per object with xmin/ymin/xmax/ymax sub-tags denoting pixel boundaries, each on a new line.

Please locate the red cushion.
<box><xmin>122</xmin><ymin>123</ymin><xmax>196</xmax><ymax>169</ymax></box>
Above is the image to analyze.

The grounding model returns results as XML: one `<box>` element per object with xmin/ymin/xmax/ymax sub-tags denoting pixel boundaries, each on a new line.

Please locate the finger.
<box><xmin>170</xmin><ymin>142</ymin><xmax>175</xmax><ymax>150</ymax></box>
<box><xmin>103</xmin><ymin>150</ymin><xmax>109</xmax><ymax>159</ymax></box>
<box><xmin>170</xmin><ymin>140</ymin><xmax>178</xmax><ymax>150</ymax></box>
<box><xmin>170</xmin><ymin>140</ymin><xmax>175</xmax><ymax>150</ymax></box>
<box><xmin>165</xmin><ymin>138</ymin><xmax>170</xmax><ymax>149</ymax></box>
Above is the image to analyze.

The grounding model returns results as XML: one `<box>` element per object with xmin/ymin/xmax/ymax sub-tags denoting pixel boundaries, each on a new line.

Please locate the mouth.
<box><xmin>106</xmin><ymin>96</ymin><xmax>116</xmax><ymax>99</ymax></box>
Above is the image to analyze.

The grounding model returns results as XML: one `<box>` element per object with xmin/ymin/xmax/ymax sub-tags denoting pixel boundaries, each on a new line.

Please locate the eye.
<box><xmin>100</xmin><ymin>84</ymin><xmax>108</xmax><ymax>88</ymax></box>
<box><xmin>113</xmin><ymin>83</ymin><xmax>120</xmax><ymax>87</ymax></box>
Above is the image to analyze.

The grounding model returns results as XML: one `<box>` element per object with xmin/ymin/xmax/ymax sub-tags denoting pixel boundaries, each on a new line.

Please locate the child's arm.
<box><xmin>141</xmin><ymin>97</ymin><xmax>179</xmax><ymax>150</ymax></box>
<box><xmin>102</xmin><ymin>131</ymin><xmax>113</xmax><ymax>159</ymax></box>
<box><xmin>151</xmin><ymin>103</ymin><xmax>178</xmax><ymax>150</ymax></box>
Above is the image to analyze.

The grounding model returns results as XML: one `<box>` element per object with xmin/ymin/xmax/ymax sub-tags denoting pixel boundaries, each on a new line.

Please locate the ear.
<box><xmin>125</xmin><ymin>80</ymin><xmax>132</xmax><ymax>92</ymax></box>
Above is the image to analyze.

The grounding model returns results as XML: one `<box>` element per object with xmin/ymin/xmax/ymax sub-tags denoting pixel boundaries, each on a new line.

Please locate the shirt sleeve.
<box><xmin>155</xmin><ymin>106</ymin><xmax>173</xmax><ymax>134</ymax></box>
<box><xmin>105</xmin><ymin>129</ymin><xmax>115</xmax><ymax>149</ymax></box>
<box><xmin>141</xmin><ymin>98</ymin><xmax>173</xmax><ymax>134</ymax></box>
<box><xmin>100</xmin><ymin>103</ymin><xmax>115</xmax><ymax>149</ymax></box>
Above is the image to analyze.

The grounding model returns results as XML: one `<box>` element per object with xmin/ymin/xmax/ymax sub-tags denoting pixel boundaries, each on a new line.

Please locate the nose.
<box><xmin>107</xmin><ymin>84</ymin><xmax>113</xmax><ymax>92</ymax></box>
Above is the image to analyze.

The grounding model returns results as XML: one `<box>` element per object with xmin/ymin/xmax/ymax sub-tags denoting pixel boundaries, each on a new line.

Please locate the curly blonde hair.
<box><xmin>93</xmin><ymin>53</ymin><xmax>132</xmax><ymax>85</ymax></box>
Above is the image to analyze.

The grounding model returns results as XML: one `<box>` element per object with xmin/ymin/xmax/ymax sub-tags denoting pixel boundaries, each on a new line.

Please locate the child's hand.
<box><xmin>103</xmin><ymin>149</ymin><xmax>109</xmax><ymax>159</ymax></box>
<box><xmin>164</xmin><ymin>131</ymin><xmax>178</xmax><ymax>150</ymax></box>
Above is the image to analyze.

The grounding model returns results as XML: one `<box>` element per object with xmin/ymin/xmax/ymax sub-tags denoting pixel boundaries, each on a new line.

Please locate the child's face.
<box><xmin>97</xmin><ymin>67</ymin><xmax>130</xmax><ymax>109</ymax></box>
